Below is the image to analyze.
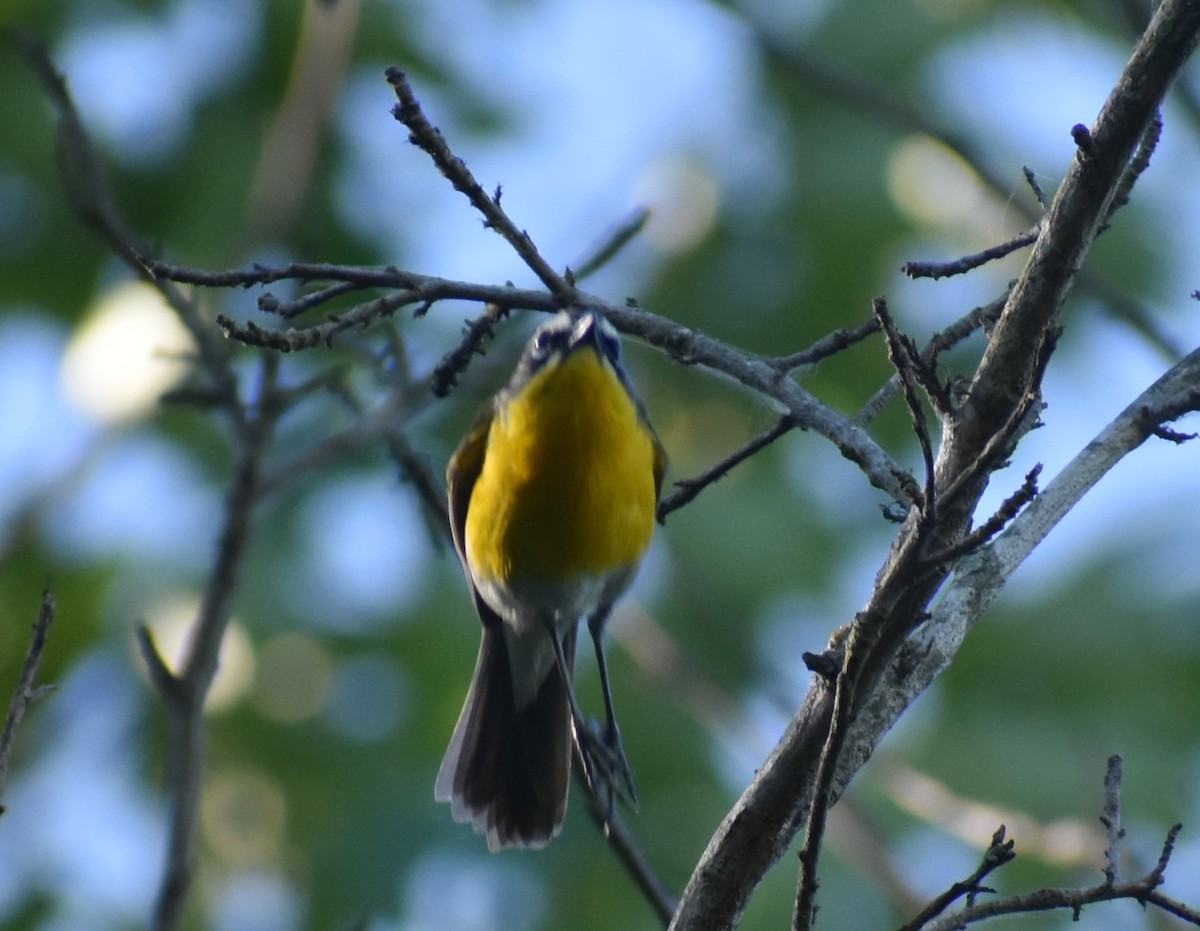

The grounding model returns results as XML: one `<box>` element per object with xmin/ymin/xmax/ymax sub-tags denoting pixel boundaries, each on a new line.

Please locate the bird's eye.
<box><xmin>531</xmin><ymin>329</ymin><xmax>551</xmax><ymax>357</ymax></box>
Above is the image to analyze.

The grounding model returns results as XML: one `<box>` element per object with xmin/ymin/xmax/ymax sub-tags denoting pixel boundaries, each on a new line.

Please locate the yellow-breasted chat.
<box><xmin>436</xmin><ymin>309</ymin><xmax>665</xmax><ymax>851</ymax></box>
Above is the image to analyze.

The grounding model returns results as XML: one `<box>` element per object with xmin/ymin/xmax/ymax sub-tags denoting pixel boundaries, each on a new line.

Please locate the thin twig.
<box><xmin>571</xmin><ymin>207</ymin><xmax>651</xmax><ymax>282</ymax></box>
<box><xmin>259</xmin><ymin>280</ymin><xmax>361</xmax><ymax>319</ymax></box>
<box><xmin>855</xmin><ymin>295</ymin><xmax>1006</xmax><ymax>427</ymax></box>
<box><xmin>921</xmin><ymin>824</ymin><xmax>1198</xmax><ymax>930</ymax></box>
<box><xmin>771</xmin><ymin>316</ymin><xmax>881</xmax><ymax>372</ymax></box>
<box><xmin>657</xmin><ymin>416</ymin><xmax>796</xmax><ymax>520</ymax></box>
<box><xmin>874</xmin><ymin>297</ymin><xmax>936</xmax><ymax>513</ymax></box>
<box><xmin>793</xmin><ymin>615</ymin><xmax>880</xmax><ymax>931</ymax></box>
<box><xmin>430</xmin><ymin>303</ymin><xmax>512</xmax><ymax>397</ymax></box>
<box><xmin>217</xmin><ymin>289</ymin><xmax>419</xmax><ymax>351</ymax></box>
<box><xmin>1022</xmin><ymin>166</ymin><xmax>1049</xmax><ymax>210</ymax></box>
<box><xmin>1102</xmin><ymin>109</ymin><xmax>1163</xmax><ymax>230</ymax></box>
<box><xmin>149</xmin><ymin>357</ymin><xmax>280</xmax><ymax>931</ymax></box>
<box><xmin>905</xmin><ymin>764</ymin><xmax>1199</xmax><ymax>931</ymax></box>
<box><xmin>579</xmin><ymin>778</ymin><xmax>678</xmax><ymax>927</ymax></box>
<box><xmin>938</xmin><ymin>324</ymin><xmax>1058</xmax><ymax>509</ymax></box>
<box><xmin>901</xmin><ymin>226</ymin><xmax>1040</xmax><ymax>281</ymax></box>
<box><xmin>896</xmin><ymin>825</ymin><xmax>1015</xmax><ymax>931</ymax></box>
<box><xmin>0</xmin><ymin>591</ymin><xmax>57</xmax><ymax>812</ymax></box>
<box><xmin>921</xmin><ymin>465</ymin><xmax>1042</xmax><ymax>568</ymax></box>
<box><xmin>599</xmin><ymin>305</ymin><xmax>915</xmax><ymax>507</ymax></box>
<box><xmin>386</xmin><ymin>67</ymin><xmax>575</xmax><ymax>304</ymax></box>
<box><xmin>145</xmin><ymin>258</ymin><xmax>415</xmax><ymax>289</ymax></box>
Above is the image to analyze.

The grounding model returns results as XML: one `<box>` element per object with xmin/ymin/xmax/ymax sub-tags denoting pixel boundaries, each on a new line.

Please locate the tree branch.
<box><xmin>668</xmin><ymin>3</ymin><xmax>1200</xmax><ymax>925</ymax></box>
<box><xmin>896</xmin><ymin>826</ymin><xmax>1015</xmax><ymax>931</ymax></box>
<box><xmin>147</xmin><ymin>268</ymin><xmax>917</xmax><ymax>508</ymax></box>
<box><xmin>904</xmin><ymin>762</ymin><xmax>1198</xmax><ymax>930</ymax></box>
<box><xmin>149</xmin><ymin>358</ymin><xmax>281</xmax><ymax>931</ymax></box>
<box><xmin>921</xmin><ymin>826</ymin><xmax>1195</xmax><ymax>930</ymax></box>
<box><xmin>386</xmin><ymin>67</ymin><xmax>576</xmax><ymax>304</ymax></box>
<box><xmin>948</xmin><ymin>0</ymin><xmax>1200</xmax><ymax>476</ymax></box>
<box><xmin>838</xmin><ymin>344</ymin><xmax>1200</xmax><ymax>839</ymax></box>
<box><xmin>0</xmin><ymin>591</ymin><xmax>57</xmax><ymax>813</ymax></box>
<box><xmin>901</xmin><ymin>226</ymin><xmax>1040</xmax><ymax>281</ymax></box>
<box><xmin>658</xmin><ymin>416</ymin><xmax>796</xmax><ymax>520</ymax></box>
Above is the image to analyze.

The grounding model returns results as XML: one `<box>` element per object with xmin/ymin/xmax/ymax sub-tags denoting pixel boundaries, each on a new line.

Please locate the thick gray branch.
<box><xmin>843</xmin><ymin>345</ymin><xmax>1200</xmax><ymax>799</ymax></box>
<box><xmin>669</xmin><ymin>1</ymin><xmax>1200</xmax><ymax>926</ymax></box>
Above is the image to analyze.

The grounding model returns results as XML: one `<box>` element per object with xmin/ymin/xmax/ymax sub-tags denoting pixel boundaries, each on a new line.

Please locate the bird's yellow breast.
<box><xmin>465</xmin><ymin>350</ymin><xmax>658</xmax><ymax>589</ymax></box>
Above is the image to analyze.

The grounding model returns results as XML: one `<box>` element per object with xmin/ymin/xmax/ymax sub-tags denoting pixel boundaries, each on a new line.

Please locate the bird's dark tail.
<box><xmin>435</xmin><ymin>625</ymin><xmax>574</xmax><ymax>851</ymax></box>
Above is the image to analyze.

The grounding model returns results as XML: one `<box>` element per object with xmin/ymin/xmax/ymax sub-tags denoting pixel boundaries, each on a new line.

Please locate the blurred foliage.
<box><xmin>1</xmin><ymin>0</ymin><xmax>1198</xmax><ymax>930</ymax></box>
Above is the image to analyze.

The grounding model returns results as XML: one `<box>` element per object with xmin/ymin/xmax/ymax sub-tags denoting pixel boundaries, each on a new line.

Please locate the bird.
<box><xmin>435</xmin><ymin>309</ymin><xmax>665</xmax><ymax>851</ymax></box>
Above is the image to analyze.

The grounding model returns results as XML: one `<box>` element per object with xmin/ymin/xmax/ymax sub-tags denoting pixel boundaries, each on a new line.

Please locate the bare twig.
<box><xmin>793</xmin><ymin>622</ymin><xmax>861</xmax><ymax>931</ymax></box>
<box><xmin>855</xmin><ymin>296</ymin><xmax>1006</xmax><ymax>428</ymax></box>
<box><xmin>259</xmin><ymin>280</ymin><xmax>360</xmax><ymax>319</ymax></box>
<box><xmin>657</xmin><ymin>416</ymin><xmax>796</xmax><ymax>520</ymax></box>
<box><xmin>430</xmin><ymin>303</ymin><xmax>512</xmax><ymax>397</ymax></box>
<box><xmin>770</xmin><ymin>316</ymin><xmax>881</xmax><ymax>372</ymax></box>
<box><xmin>571</xmin><ymin>206</ymin><xmax>652</xmax><ymax>281</ymax></box>
<box><xmin>217</xmin><ymin>289</ymin><xmax>419</xmax><ymax>351</ymax></box>
<box><xmin>148</xmin><ymin>358</ymin><xmax>280</xmax><ymax>931</ymax></box>
<box><xmin>896</xmin><ymin>826</ymin><xmax>1015</xmax><ymax>931</ymax></box>
<box><xmin>145</xmin><ymin>258</ymin><xmax>416</xmax><ymax>290</ymax></box>
<box><xmin>936</xmin><ymin>323</ymin><xmax>1056</xmax><ymax>509</ymax></box>
<box><xmin>873</xmin><ymin>298</ymin><xmax>936</xmax><ymax>512</ymax></box>
<box><xmin>670</xmin><ymin>5</ymin><xmax>1200</xmax><ymax>926</ymax></box>
<box><xmin>921</xmin><ymin>826</ymin><xmax>1197</xmax><ymax>930</ymax></box>
<box><xmin>901</xmin><ymin>765</ymin><xmax>1199</xmax><ymax>930</ymax></box>
<box><xmin>1022</xmin><ymin>166</ymin><xmax>1049</xmax><ymax>210</ymax></box>
<box><xmin>0</xmin><ymin>591</ymin><xmax>57</xmax><ymax>812</ymax></box>
<box><xmin>901</xmin><ymin>226</ymin><xmax>1040</xmax><ymax>281</ymax></box>
<box><xmin>386</xmin><ymin>67</ymin><xmax>575</xmax><ymax>304</ymax></box>
<box><xmin>600</xmin><ymin>305</ymin><xmax>915</xmax><ymax>507</ymax></box>
<box><xmin>1103</xmin><ymin>110</ymin><xmax>1163</xmax><ymax>229</ymax></box>
<box><xmin>921</xmin><ymin>465</ymin><xmax>1042</xmax><ymax>568</ymax></box>
<box><xmin>579</xmin><ymin>782</ymin><xmax>678</xmax><ymax>927</ymax></box>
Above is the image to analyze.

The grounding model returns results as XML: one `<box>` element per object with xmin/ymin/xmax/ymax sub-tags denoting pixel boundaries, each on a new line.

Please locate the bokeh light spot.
<box><xmin>61</xmin><ymin>280</ymin><xmax>195</xmax><ymax>425</ymax></box>
<box><xmin>201</xmin><ymin>768</ymin><xmax>287</xmax><ymax>867</ymax></box>
<box><xmin>633</xmin><ymin>157</ymin><xmax>720</xmax><ymax>254</ymax></box>
<box><xmin>252</xmin><ymin>632</ymin><xmax>333</xmax><ymax>725</ymax></box>
<box><xmin>323</xmin><ymin>654</ymin><xmax>408</xmax><ymax>744</ymax></box>
<box><xmin>141</xmin><ymin>596</ymin><xmax>256</xmax><ymax>713</ymax></box>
